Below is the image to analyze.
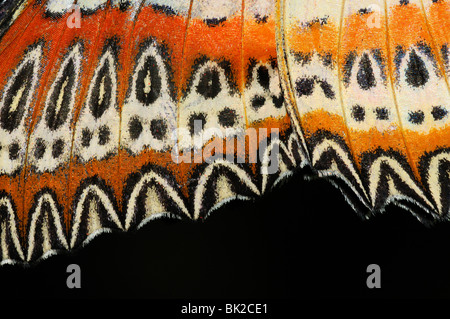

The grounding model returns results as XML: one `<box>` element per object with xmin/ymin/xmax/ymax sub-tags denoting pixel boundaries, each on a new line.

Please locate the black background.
<box><xmin>1</xmin><ymin>169</ymin><xmax>450</xmax><ymax>300</ymax></box>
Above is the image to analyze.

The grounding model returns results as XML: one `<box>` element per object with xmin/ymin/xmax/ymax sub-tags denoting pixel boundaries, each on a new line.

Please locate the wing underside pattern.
<box><xmin>0</xmin><ymin>0</ymin><xmax>448</xmax><ymax>264</ymax></box>
<box><xmin>0</xmin><ymin>0</ymin><xmax>304</xmax><ymax>264</ymax></box>
<box><xmin>278</xmin><ymin>0</ymin><xmax>450</xmax><ymax>222</ymax></box>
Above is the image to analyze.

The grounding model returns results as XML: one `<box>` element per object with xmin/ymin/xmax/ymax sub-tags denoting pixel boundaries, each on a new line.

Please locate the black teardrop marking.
<box><xmin>218</xmin><ymin>107</ymin><xmax>237</xmax><ymax>128</ymax></box>
<box><xmin>196</xmin><ymin>68</ymin><xmax>221</xmax><ymax>99</ymax></box>
<box><xmin>257</xmin><ymin>65</ymin><xmax>270</xmax><ymax>90</ymax></box>
<box><xmin>352</xmin><ymin>105</ymin><xmax>365</xmax><ymax>122</ymax></box>
<box><xmin>295</xmin><ymin>78</ymin><xmax>315</xmax><ymax>97</ymax></box>
<box><xmin>0</xmin><ymin>62</ymin><xmax>34</xmax><ymax>133</ymax></box>
<box><xmin>405</xmin><ymin>50</ymin><xmax>429</xmax><ymax>88</ymax></box>
<box><xmin>408</xmin><ymin>110</ymin><xmax>425</xmax><ymax>124</ymax></box>
<box><xmin>90</xmin><ymin>61</ymin><xmax>113</xmax><ymax>119</ymax></box>
<box><xmin>150</xmin><ymin>119</ymin><xmax>168</xmax><ymax>140</ymax></box>
<box><xmin>431</xmin><ymin>106</ymin><xmax>447</xmax><ymax>121</ymax></box>
<box><xmin>46</xmin><ymin>59</ymin><xmax>76</xmax><ymax>131</ymax></box>
<box><xmin>357</xmin><ymin>53</ymin><xmax>376</xmax><ymax>90</ymax></box>
<box><xmin>136</xmin><ymin>55</ymin><xmax>162</xmax><ymax>106</ymax></box>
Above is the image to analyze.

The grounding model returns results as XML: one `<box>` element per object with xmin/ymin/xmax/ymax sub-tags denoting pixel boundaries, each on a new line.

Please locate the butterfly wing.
<box><xmin>0</xmin><ymin>0</ymin><xmax>301</xmax><ymax>264</ymax></box>
<box><xmin>278</xmin><ymin>0</ymin><xmax>450</xmax><ymax>221</ymax></box>
<box><xmin>3</xmin><ymin>0</ymin><xmax>448</xmax><ymax>265</ymax></box>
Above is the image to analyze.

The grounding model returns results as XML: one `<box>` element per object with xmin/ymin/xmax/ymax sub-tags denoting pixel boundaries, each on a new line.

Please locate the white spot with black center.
<box><xmin>28</xmin><ymin>44</ymin><xmax>82</xmax><ymax>173</ymax></box>
<box><xmin>121</xmin><ymin>41</ymin><xmax>176</xmax><ymax>154</ymax></box>
<box><xmin>179</xmin><ymin>61</ymin><xmax>244</xmax><ymax>150</ymax></box>
<box><xmin>245</xmin><ymin>62</ymin><xmax>286</xmax><ymax>123</ymax></box>
<box><xmin>289</xmin><ymin>53</ymin><xmax>341</xmax><ymax>115</ymax></box>
<box><xmin>74</xmin><ymin>49</ymin><xmax>119</xmax><ymax>162</ymax></box>
<box><xmin>0</xmin><ymin>46</ymin><xmax>42</xmax><ymax>175</ymax></box>
<box><xmin>396</xmin><ymin>47</ymin><xmax>449</xmax><ymax>132</ymax></box>
<box><xmin>342</xmin><ymin>51</ymin><xmax>397</xmax><ymax>132</ymax></box>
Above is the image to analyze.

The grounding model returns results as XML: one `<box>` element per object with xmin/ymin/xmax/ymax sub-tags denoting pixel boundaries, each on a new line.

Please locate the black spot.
<box><xmin>204</xmin><ymin>17</ymin><xmax>226</xmax><ymax>27</ymax></box>
<box><xmin>408</xmin><ymin>110</ymin><xmax>425</xmax><ymax>124</ymax></box>
<box><xmin>52</xmin><ymin>139</ymin><xmax>64</xmax><ymax>158</ymax></box>
<box><xmin>295</xmin><ymin>78</ymin><xmax>315</xmax><ymax>97</ymax></box>
<box><xmin>251</xmin><ymin>95</ymin><xmax>266</xmax><ymax>110</ymax></box>
<box><xmin>8</xmin><ymin>143</ymin><xmax>19</xmax><ymax>160</ymax></box>
<box><xmin>400</xmin><ymin>0</ymin><xmax>409</xmax><ymax>5</ymax></box>
<box><xmin>431</xmin><ymin>106</ymin><xmax>448</xmax><ymax>121</ymax></box>
<box><xmin>352</xmin><ymin>105</ymin><xmax>365</xmax><ymax>122</ymax></box>
<box><xmin>405</xmin><ymin>50</ymin><xmax>429</xmax><ymax>88</ymax></box>
<box><xmin>255</xmin><ymin>14</ymin><xmax>268</xmax><ymax>23</ymax></box>
<box><xmin>358</xmin><ymin>8</ymin><xmax>372</xmax><ymax>15</ymax></box>
<box><xmin>188</xmin><ymin>113</ymin><xmax>207</xmax><ymax>135</ymax></box>
<box><xmin>357</xmin><ymin>53</ymin><xmax>376</xmax><ymax>90</ymax></box>
<box><xmin>128</xmin><ymin>117</ymin><xmax>143</xmax><ymax>140</ymax></box>
<box><xmin>257</xmin><ymin>65</ymin><xmax>270</xmax><ymax>90</ymax></box>
<box><xmin>272</xmin><ymin>94</ymin><xmax>284</xmax><ymax>109</ymax></box>
<box><xmin>118</xmin><ymin>0</ymin><xmax>131</xmax><ymax>11</ymax></box>
<box><xmin>375</xmin><ymin>107</ymin><xmax>390</xmax><ymax>120</ymax></box>
<box><xmin>136</xmin><ymin>55</ymin><xmax>162</xmax><ymax>106</ymax></box>
<box><xmin>34</xmin><ymin>138</ymin><xmax>46</xmax><ymax>159</ymax></box>
<box><xmin>218</xmin><ymin>108</ymin><xmax>237</xmax><ymax>128</ymax></box>
<box><xmin>98</xmin><ymin>125</ymin><xmax>110</xmax><ymax>146</ymax></box>
<box><xmin>303</xmin><ymin>17</ymin><xmax>328</xmax><ymax>28</ymax></box>
<box><xmin>81</xmin><ymin>128</ymin><xmax>93</xmax><ymax>148</ymax></box>
<box><xmin>196</xmin><ymin>68</ymin><xmax>222</xmax><ymax>99</ymax></box>
<box><xmin>318</xmin><ymin>80</ymin><xmax>336</xmax><ymax>99</ymax></box>
<box><xmin>90</xmin><ymin>61</ymin><xmax>113</xmax><ymax>119</ymax></box>
<box><xmin>0</xmin><ymin>62</ymin><xmax>34</xmax><ymax>133</ymax></box>
<box><xmin>150</xmin><ymin>119</ymin><xmax>168</xmax><ymax>140</ymax></box>
<box><xmin>46</xmin><ymin>58</ymin><xmax>75</xmax><ymax>131</ymax></box>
